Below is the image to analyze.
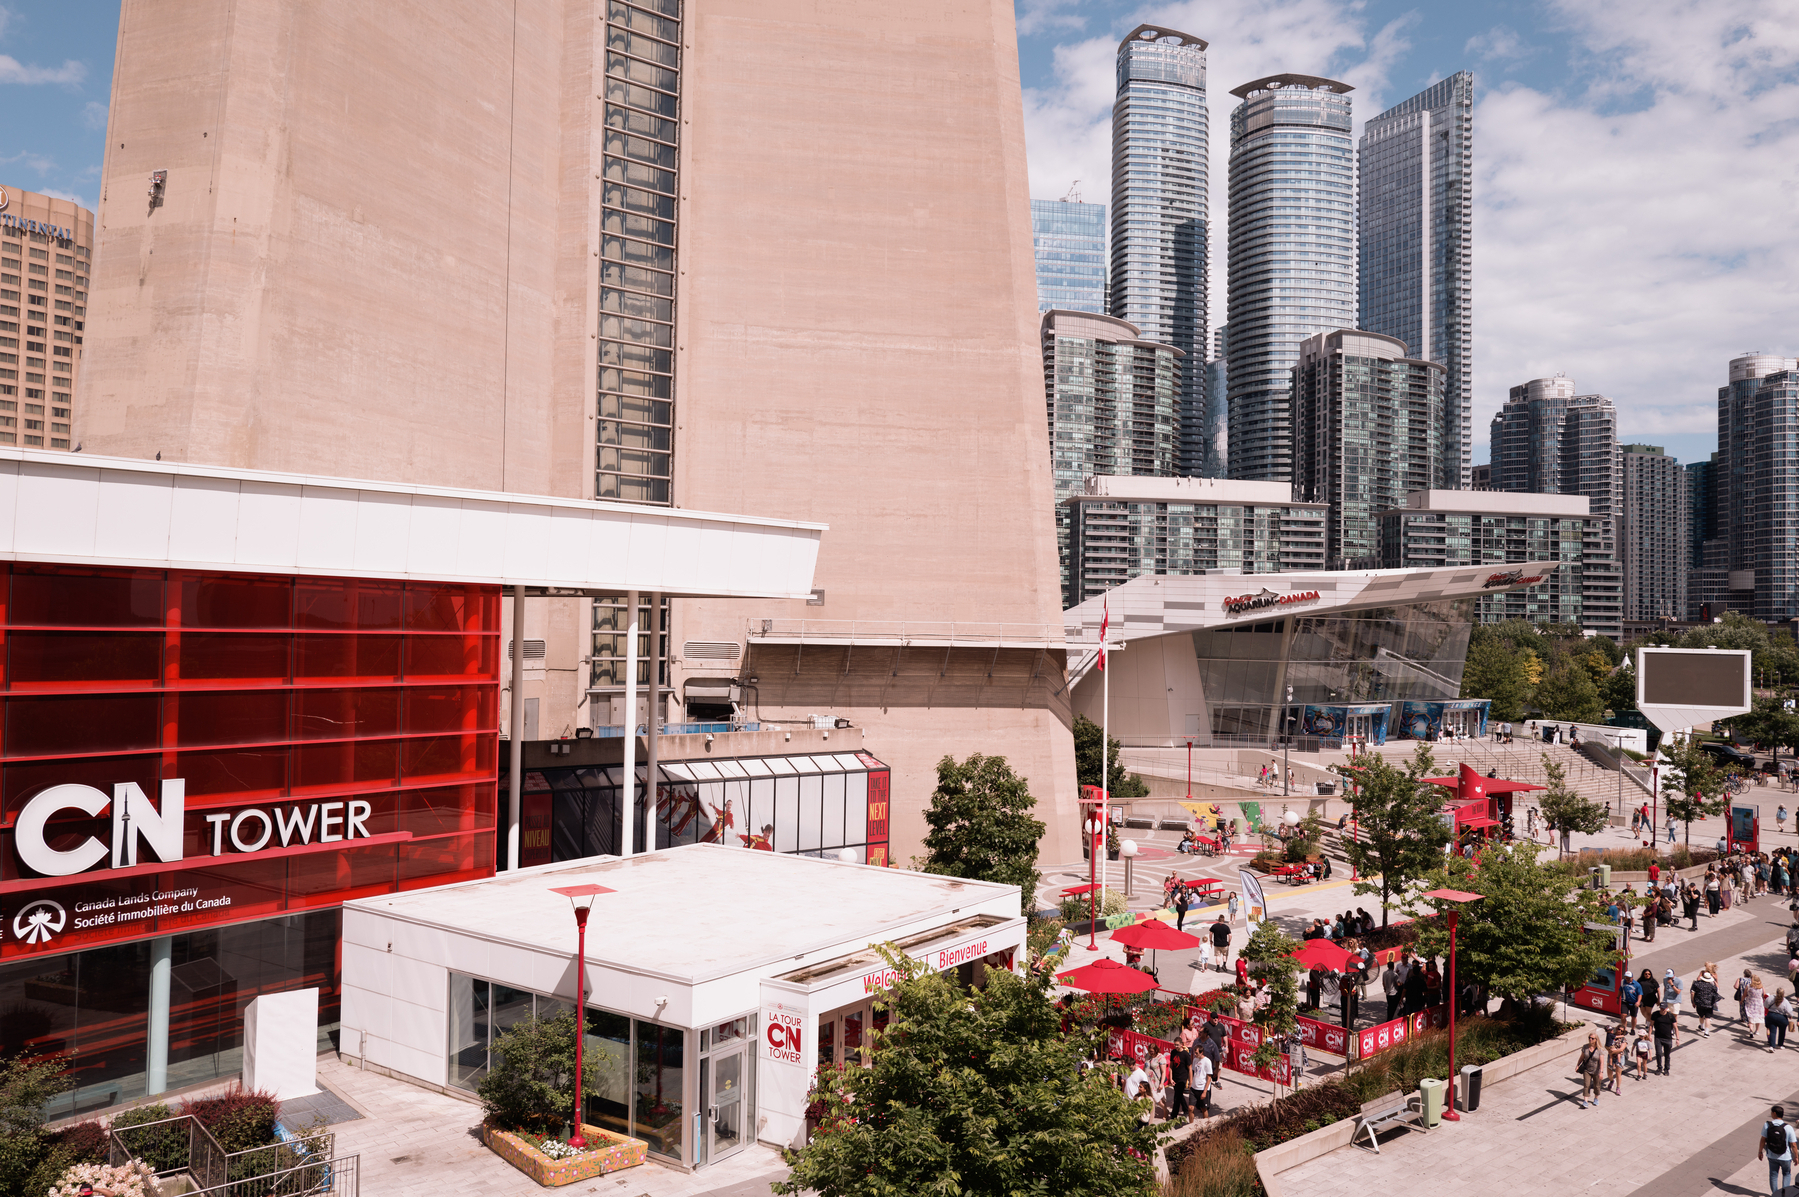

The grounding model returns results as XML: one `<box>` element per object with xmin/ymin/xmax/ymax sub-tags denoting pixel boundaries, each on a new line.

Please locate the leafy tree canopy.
<box><xmin>1335</xmin><ymin>744</ymin><xmax>1450</xmax><ymax>926</ymax></box>
<box><xmin>1668</xmin><ymin>613</ymin><xmax>1799</xmax><ymax>687</ymax></box>
<box><xmin>1459</xmin><ymin>635</ymin><xmax>1531</xmax><ymax>722</ymax></box>
<box><xmin>1600</xmin><ymin>661</ymin><xmax>1637</xmax><ymax>715</ymax></box>
<box><xmin>1413</xmin><ymin>841</ymin><xmax>1616</xmax><ymax>1009</ymax></box>
<box><xmin>921</xmin><ymin>753</ymin><xmax>1047</xmax><ymax>899</ymax></box>
<box><xmin>1535</xmin><ymin>755</ymin><xmax>1609</xmax><ymax>850</ymax></box>
<box><xmin>1657</xmin><ymin>734</ymin><xmax>1727</xmax><ymax>846</ymax></box>
<box><xmin>1073</xmin><ymin>715</ymin><xmax>1150</xmax><ymax>798</ymax></box>
<box><xmin>774</xmin><ymin>952</ymin><xmax>1160</xmax><ymax>1197</ymax></box>
<box><xmin>1239</xmin><ymin>922</ymin><xmax>1303</xmax><ymax>1069</ymax></box>
<box><xmin>1725</xmin><ymin>696</ymin><xmax>1799</xmax><ymax>758</ymax></box>
<box><xmin>1534</xmin><ymin>659</ymin><xmax>1604</xmax><ymax>723</ymax></box>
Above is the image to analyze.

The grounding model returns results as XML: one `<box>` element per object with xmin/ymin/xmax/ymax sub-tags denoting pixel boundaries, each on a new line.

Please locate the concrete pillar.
<box><xmin>620</xmin><ymin>591</ymin><xmax>640</xmax><ymax>857</ymax></box>
<box><xmin>507</xmin><ymin>585</ymin><xmax>526</xmax><ymax>870</ymax></box>
<box><xmin>645</xmin><ymin>594</ymin><xmax>661</xmax><ymax>852</ymax></box>
<box><xmin>146</xmin><ymin>935</ymin><xmax>172</xmax><ymax>1095</ymax></box>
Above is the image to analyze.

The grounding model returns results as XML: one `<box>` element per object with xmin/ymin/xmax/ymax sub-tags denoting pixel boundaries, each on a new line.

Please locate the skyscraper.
<box><xmin>1031</xmin><ymin>198</ymin><xmax>1107</xmax><ymax>314</ymax></box>
<box><xmin>1</xmin><ymin>185</ymin><xmax>91</xmax><ymax>451</ymax></box>
<box><xmin>1719</xmin><ymin>353</ymin><xmax>1799</xmax><ymax>621</ymax></box>
<box><xmin>1488</xmin><ymin>380</ymin><xmax>1623</xmax><ymax>637</ymax></box>
<box><xmin>1225</xmin><ymin>75</ymin><xmax>1356</xmax><ymax>483</ymax></box>
<box><xmin>83</xmin><ymin>0</ymin><xmax>1080</xmax><ymax>866</ymax></box>
<box><xmin>1292</xmin><ymin>329</ymin><xmax>1444</xmax><ymax>568</ymax></box>
<box><xmin>1109</xmin><ymin>25</ymin><xmax>1214</xmax><ymax>476</ymax></box>
<box><xmin>1358</xmin><ymin>72</ymin><xmax>1474</xmax><ymax>489</ymax></box>
<box><xmin>1621</xmin><ymin>445</ymin><xmax>1688</xmax><ymax>622</ymax></box>
<box><xmin>1685</xmin><ymin>453</ymin><xmax>1731</xmax><ymax>618</ymax></box>
<box><xmin>1041</xmin><ymin>309</ymin><xmax>1181</xmax><ymax>604</ymax></box>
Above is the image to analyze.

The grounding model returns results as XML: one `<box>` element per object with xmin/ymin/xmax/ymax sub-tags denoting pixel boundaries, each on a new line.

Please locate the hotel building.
<box><xmin>0</xmin><ymin>186</ymin><xmax>91</xmax><ymax>451</ymax></box>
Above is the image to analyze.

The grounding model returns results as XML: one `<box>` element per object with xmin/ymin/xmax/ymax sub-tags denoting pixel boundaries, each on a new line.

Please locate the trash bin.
<box><xmin>1418</xmin><ymin>1077</ymin><xmax>1446</xmax><ymax>1127</ymax></box>
<box><xmin>1459</xmin><ymin>1063</ymin><xmax>1483</xmax><ymax>1112</ymax></box>
<box><xmin>1598</xmin><ymin>864</ymin><xmax>1611</xmax><ymax>890</ymax></box>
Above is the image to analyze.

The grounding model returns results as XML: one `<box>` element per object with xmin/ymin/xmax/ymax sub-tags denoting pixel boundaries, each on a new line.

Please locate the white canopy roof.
<box><xmin>0</xmin><ymin>448</ymin><xmax>824</xmax><ymax>599</ymax></box>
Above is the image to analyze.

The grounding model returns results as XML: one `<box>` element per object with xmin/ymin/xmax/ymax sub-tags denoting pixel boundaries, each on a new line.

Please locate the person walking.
<box><xmin>1632</xmin><ymin>1023</ymin><xmax>1651</xmax><ymax>1081</ymax></box>
<box><xmin>1746</xmin><ymin>976</ymin><xmax>1770</xmax><ymax>1044</ymax></box>
<box><xmin>1604</xmin><ymin>1019</ymin><xmax>1628</xmax><ymax>1094</ymax></box>
<box><xmin>1576</xmin><ymin>1032</ymin><xmax>1604</xmax><ymax>1107</ymax></box>
<box><xmin>1174</xmin><ymin>885</ymin><xmax>1192</xmax><ymax>933</ymax></box>
<box><xmin>1382</xmin><ymin>960</ymin><xmax>1402</xmax><ymax>1022</ymax></box>
<box><xmin>1191</xmin><ymin>1045</ymin><xmax>1215</xmax><ymax>1119</ymax></box>
<box><xmin>1684</xmin><ymin>884</ymin><xmax>1703</xmax><ymax>931</ymax></box>
<box><xmin>1693</xmin><ymin>968</ymin><xmax>1721</xmax><ymax>1038</ymax></box>
<box><xmin>1663</xmin><ymin>969</ymin><xmax>1685</xmax><ymax>1014</ymax></box>
<box><xmin>1227</xmin><ymin>891</ymin><xmax>1241</xmax><ymax>927</ymax></box>
<box><xmin>1769</xmin><ymin>988</ymin><xmax>1793</xmax><ymax>1052</ymax></box>
<box><xmin>1707</xmin><ymin>872</ymin><xmax>1723</xmax><ymax>917</ymax></box>
<box><xmin>1210</xmin><ymin>915</ymin><xmax>1232</xmax><ymax>974</ymax></box>
<box><xmin>1167</xmin><ymin>1041</ymin><xmax>1193</xmax><ymax>1125</ymax></box>
<box><xmin>1622</xmin><ymin>972</ymin><xmax>1643</xmax><ymax>1034</ymax></box>
<box><xmin>1738</xmin><ymin>969</ymin><xmax>1757</xmax><ymax>1029</ymax></box>
<box><xmin>1642</xmin><ymin>889</ymin><xmax>1658</xmax><ymax>943</ymax></box>
<box><xmin>1781</xmin><ymin>805</ymin><xmax>1790</xmax><ymax>836</ymax></box>
<box><xmin>1638</xmin><ymin>968</ymin><xmax>1659</xmax><ymax>1028</ymax></box>
<box><xmin>1650</xmin><ymin>1000</ymin><xmax>1681</xmax><ymax>1075</ymax></box>
<box><xmin>1760</xmin><ymin>1104</ymin><xmax>1797</xmax><ymax>1197</ymax></box>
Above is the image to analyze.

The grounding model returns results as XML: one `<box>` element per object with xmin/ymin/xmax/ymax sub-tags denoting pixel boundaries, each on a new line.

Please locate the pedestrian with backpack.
<box><xmin>1693</xmin><ymin>968</ymin><xmax>1722</xmax><ymax>1038</ymax></box>
<box><xmin>1759</xmin><ymin>1104</ymin><xmax>1797</xmax><ymax>1196</ymax></box>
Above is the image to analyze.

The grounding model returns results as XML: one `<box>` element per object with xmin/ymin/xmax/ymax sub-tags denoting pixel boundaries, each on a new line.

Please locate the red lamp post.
<box><xmin>1423</xmin><ymin>888</ymin><xmax>1483</xmax><ymax>1122</ymax></box>
<box><xmin>551</xmin><ymin>883</ymin><xmax>614</xmax><ymax>1148</ymax></box>
<box><xmin>1186</xmin><ymin>739</ymin><xmax>1193</xmax><ymax>801</ymax></box>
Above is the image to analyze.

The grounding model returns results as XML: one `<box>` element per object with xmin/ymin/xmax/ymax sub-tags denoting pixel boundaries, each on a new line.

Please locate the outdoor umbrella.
<box><xmin>1111</xmin><ymin>919</ymin><xmax>1201</xmax><ymax>974</ymax></box>
<box><xmin>1290</xmin><ymin>938</ymin><xmax>1355</xmax><ymax>973</ymax></box>
<box><xmin>1056</xmin><ymin>956</ymin><xmax>1160</xmax><ymax>1021</ymax></box>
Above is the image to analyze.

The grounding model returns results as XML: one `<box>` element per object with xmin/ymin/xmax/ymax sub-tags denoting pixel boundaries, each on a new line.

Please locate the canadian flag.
<box><xmin>1098</xmin><ymin>598</ymin><xmax>1109</xmax><ymax>671</ymax></box>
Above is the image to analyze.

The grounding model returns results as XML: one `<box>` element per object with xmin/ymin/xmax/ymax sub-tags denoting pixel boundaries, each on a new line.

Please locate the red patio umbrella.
<box><xmin>1111</xmin><ymin>919</ymin><xmax>1202</xmax><ymax>974</ymax></box>
<box><xmin>1057</xmin><ymin>957</ymin><xmax>1161</xmax><ymax>994</ymax></box>
<box><xmin>1290</xmin><ymin>938</ymin><xmax>1355</xmax><ymax>973</ymax></box>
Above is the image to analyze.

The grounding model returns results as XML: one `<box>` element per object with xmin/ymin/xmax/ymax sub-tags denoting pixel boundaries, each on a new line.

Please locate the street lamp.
<box><xmin>550</xmin><ymin>882</ymin><xmax>614</xmax><ymax>1147</ymax></box>
<box><xmin>1284</xmin><ymin>684</ymin><xmax>1294</xmax><ymax>796</ymax></box>
<box><xmin>1423</xmin><ymin>888</ymin><xmax>1483</xmax><ymax>1122</ymax></box>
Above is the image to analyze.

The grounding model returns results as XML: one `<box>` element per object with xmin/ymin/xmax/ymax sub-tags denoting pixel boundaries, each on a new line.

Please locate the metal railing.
<box><xmin>747</xmin><ymin>617</ymin><xmax>1064</xmax><ymax>645</ymax></box>
<box><xmin>107</xmin><ymin>1116</ymin><xmax>346</xmax><ymax>1196</ymax></box>
<box><xmin>109</xmin><ymin>1115</ymin><xmax>228</xmax><ymax>1190</ymax></box>
<box><xmin>189</xmin><ymin>1152</ymin><xmax>357</xmax><ymax>1197</ymax></box>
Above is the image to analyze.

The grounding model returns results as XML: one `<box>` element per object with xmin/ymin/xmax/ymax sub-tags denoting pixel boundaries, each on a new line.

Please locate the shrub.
<box><xmin>1165</xmin><ymin>1126</ymin><xmax>1260</xmax><ymax>1194</ymax></box>
<box><xmin>476</xmin><ymin>1012</ymin><xmax>605</xmax><ymax>1136</ymax></box>
<box><xmin>0</xmin><ymin>1052</ymin><xmax>72</xmax><ymax>1196</ymax></box>
<box><xmin>47</xmin><ymin>1159</ymin><xmax>158</xmax><ymax>1197</ymax></box>
<box><xmin>180</xmin><ymin>1085</ymin><xmax>279</xmax><ymax>1152</ymax></box>
<box><xmin>109</xmin><ymin>1103</ymin><xmax>185</xmax><ymax>1175</ymax></box>
<box><xmin>50</xmin><ymin>1120</ymin><xmax>108</xmax><ymax>1165</ymax></box>
<box><xmin>1059</xmin><ymin>889</ymin><xmax>1128</xmax><ymax>926</ymax></box>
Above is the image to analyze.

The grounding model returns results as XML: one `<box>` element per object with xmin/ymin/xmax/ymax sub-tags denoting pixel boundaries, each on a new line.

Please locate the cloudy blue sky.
<box><xmin>3</xmin><ymin>1</ymin><xmax>1793</xmax><ymax>468</ymax></box>
<box><xmin>1018</xmin><ymin>0</ymin><xmax>1799</xmax><ymax>467</ymax></box>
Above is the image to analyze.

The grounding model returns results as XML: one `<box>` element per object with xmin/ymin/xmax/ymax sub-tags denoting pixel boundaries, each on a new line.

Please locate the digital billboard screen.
<box><xmin>1639</xmin><ymin>651</ymin><xmax>1749</xmax><ymax>708</ymax></box>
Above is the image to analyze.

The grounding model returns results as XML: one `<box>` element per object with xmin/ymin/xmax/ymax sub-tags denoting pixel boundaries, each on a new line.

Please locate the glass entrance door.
<box><xmin>707</xmin><ymin>1044</ymin><xmax>747</xmax><ymax>1162</ymax></box>
<box><xmin>1345</xmin><ymin>713</ymin><xmax>1373</xmax><ymax>741</ymax></box>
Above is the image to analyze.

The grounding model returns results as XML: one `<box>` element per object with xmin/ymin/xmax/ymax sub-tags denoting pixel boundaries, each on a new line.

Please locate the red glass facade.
<box><xmin>0</xmin><ymin>564</ymin><xmax>501</xmax><ymax>962</ymax></box>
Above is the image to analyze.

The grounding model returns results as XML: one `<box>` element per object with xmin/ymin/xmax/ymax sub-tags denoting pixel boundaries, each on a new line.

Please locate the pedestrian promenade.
<box><xmin>1277</xmin><ymin>889</ymin><xmax>1799</xmax><ymax>1195</ymax></box>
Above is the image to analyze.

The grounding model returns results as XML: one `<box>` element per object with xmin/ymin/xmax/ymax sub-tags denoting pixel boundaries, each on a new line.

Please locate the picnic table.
<box><xmin>1181</xmin><ymin>878</ymin><xmax>1224</xmax><ymax>902</ymax></box>
<box><xmin>1268</xmin><ymin>863</ymin><xmax>1315</xmax><ymax>885</ymax></box>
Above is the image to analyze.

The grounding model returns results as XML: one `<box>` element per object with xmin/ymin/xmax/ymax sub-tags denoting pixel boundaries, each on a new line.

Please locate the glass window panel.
<box><xmin>598</xmin><ymin>339</ymin><xmax>672</xmax><ymax>373</ymax></box>
<box><xmin>603</xmin><ymin>104</ymin><xmax>678</xmax><ymax>147</ymax></box>
<box><xmin>784</xmin><ymin>754</ymin><xmax>821</xmax><ymax>774</ymax></box>
<box><xmin>601</xmin><ymin>286</ymin><xmax>673</xmax><ymax>322</ymax></box>
<box><xmin>606</xmin><ymin>52</ymin><xmax>677</xmax><ymax>96</ymax></box>
<box><xmin>595</xmin><ymin>473</ymin><xmax>670</xmax><ymax>504</ymax></box>
<box><xmin>609</xmin><ymin>0</ymin><xmax>679</xmax><ymax>40</ymax></box>
<box><xmin>821</xmin><ymin>772</ymin><xmax>845</xmax><ymax>848</ymax></box>
<box><xmin>797</xmin><ymin>773</ymin><xmax>823</xmax><ymax>851</ymax></box>
<box><xmin>602</xmin><ymin>129</ymin><xmax>677</xmax><ymax>172</ymax></box>
<box><xmin>598</xmin><ymin>383</ymin><xmax>672</xmax><ymax>415</ymax></box>
<box><xmin>845</xmin><ymin>772</ymin><xmax>868</xmax><ymax>843</ymax></box>
<box><xmin>607</xmin><ymin>27</ymin><xmax>679</xmax><ymax>70</ymax></box>
<box><xmin>737</xmin><ymin>757</ymin><xmax>772</xmax><ymax>775</ymax></box>
<box><xmin>603</xmin><ymin>185</ymin><xmax>676</xmax><ymax>223</ymax></box>
<box><xmin>604</xmin><ymin>77</ymin><xmax>677</xmax><ymax>119</ymax></box>
<box><xmin>10</xmin><ymin>567</ymin><xmax>163</xmax><ymax>627</ymax></box>
<box><xmin>598</xmin><ymin>313</ymin><xmax>672</xmax><ymax>347</ymax></box>
<box><xmin>492</xmin><ymin>984</ymin><xmax>535</xmax><ymax>1039</ymax></box>
<box><xmin>597</xmin><ymin>419</ymin><xmax>671</xmax><ymax>451</ymax></box>
<box><xmin>633</xmin><ymin>1022</ymin><xmax>685</xmax><ymax>1160</ymax></box>
<box><xmin>584</xmin><ymin>1007</ymin><xmax>633</xmax><ymax>1137</ymax></box>
<box><xmin>599</xmin><ymin>259</ymin><xmax>675</xmax><ymax>299</ymax></box>
<box><xmin>7</xmin><ymin>693</ymin><xmax>162</xmax><ymax>756</ymax></box>
<box><xmin>596</xmin><ymin>446</ymin><xmax>670</xmax><ymax>477</ymax></box>
<box><xmin>448</xmin><ymin>973</ymin><xmax>490</xmax><ymax>1090</ymax></box>
<box><xmin>773</xmin><ymin>776</ymin><xmax>798</xmax><ymax>853</ymax></box>
<box><xmin>601</xmin><ymin>235</ymin><xmax>674</xmax><ymax>273</ymax></box>
<box><xmin>603</xmin><ymin>155</ymin><xmax>677</xmax><ymax>199</ymax></box>
<box><xmin>746</xmin><ymin>777</ymin><xmax>773</xmax><ymax>847</ymax></box>
<box><xmin>178</xmin><ymin>575</ymin><xmax>292</xmax><ymax>628</ymax></box>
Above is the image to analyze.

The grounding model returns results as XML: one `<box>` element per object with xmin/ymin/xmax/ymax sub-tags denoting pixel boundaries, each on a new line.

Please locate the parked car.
<box><xmin>1699</xmin><ymin>741</ymin><xmax>1757</xmax><ymax>769</ymax></box>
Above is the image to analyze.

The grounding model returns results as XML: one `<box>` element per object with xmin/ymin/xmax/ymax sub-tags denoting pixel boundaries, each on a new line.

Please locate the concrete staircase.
<box><xmin>1351</xmin><ymin>736</ymin><xmax>1648</xmax><ymax>812</ymax></box>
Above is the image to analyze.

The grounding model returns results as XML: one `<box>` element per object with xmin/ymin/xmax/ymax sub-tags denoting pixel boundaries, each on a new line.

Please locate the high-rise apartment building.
<box><xmin>1110</xmin><ymin>25</ymin><xmax>1214</xmax><ymax>477</ymax></box>
<box><xmin>1685</xmin><ymin>452</ymin><xmax>1733</xmax><ymax>619</ymax></box>
<box><xmin>1488</xmin><ymin>380</ymin><xmax>1623</xmax><ymax>637</ymax></box>
<box><xmin>1621</xmin><ymin>445</ymin><xmax>1688</xmax><ymax>621</ymax></box>
<box><xmin>1225</xmin><ymin>75</ymin><xmax>1355</xmax><ymax>483</ymax></box>
<box><xmin>1063</xmin><ymin>475</ymin><xmax>1325</xmax><ymax>606</ymax></box>
<box><xmin>1357</xmin><ymin>72</ymin><xmax>1474</xmax><ymax>489</ymax></box>
<box><xmin>0</xmin><ymin>186</ymin><xmax>91</xmax><ymax>451</ymax></box>
<box><xmin>1031</xmin><ymin>198</ymin><xmax>1107</xmax><ymax>314</ymax></box>
<box><xmin>1042</xmin><ymin>309</ymin><xmax>1181</xmax><ymax>602</ymax></box>
<box><xmin>1719</xmin><ymin>353</ymin><xmax>1799</xmax><ymax>621</ymax></box>
<box><xmin>1291</xmin><ymin>329</ymin><xmax>1443</xmax><ymax>568</ymax></box>
<box><xmin>1377</xmin><ymin>490</ymin><xmax>1592</xmax><ymax>627</ymax></box>
<box><xmin>83</xmin><ymin>0</ymin><xmax>1078</xmax><ymax>865</ymax></box>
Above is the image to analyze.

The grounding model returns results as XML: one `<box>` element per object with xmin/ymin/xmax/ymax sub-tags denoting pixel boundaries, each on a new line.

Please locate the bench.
<box><xmin>1352</xmin><ymin>1089</ymin><xmax>1428</xmax><ymax>1153</ymax></box>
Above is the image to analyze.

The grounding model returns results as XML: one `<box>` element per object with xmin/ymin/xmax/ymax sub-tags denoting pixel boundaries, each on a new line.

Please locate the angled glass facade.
<box><xmin>1225</xmin><ymin>76</ymin><xmax>1355</xmax><ymax>483</ymax></box>
<box><xmin>1292</xmin><ymin>330</ymin><xmax>1444</xmax><ymax>568</ymax></box>
<box><xmin>1358</xmin><ymin>72</ymin><xmax>1474</xmax><ymax>489</ymax></box>
<box><xmin>1110</xmin><ymin>25</ymin><xmax>1214</xmax><ymax>476</ymax></box>
<box><xmin>1030</xmin><ymin>199</ymin><xmax>1106</xmax><ymax>314</ymax></box>
<box><xmin>597</xmin><ymin>0</ymin><xmax>682</xmax><ymax>505</ymax></box>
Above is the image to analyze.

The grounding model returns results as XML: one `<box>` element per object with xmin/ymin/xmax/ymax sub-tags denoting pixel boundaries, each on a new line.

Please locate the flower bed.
<box><xmin>481</xmin><ymin>1123</ymin><xmax>647</xmax><ymax>1187</ymax></box>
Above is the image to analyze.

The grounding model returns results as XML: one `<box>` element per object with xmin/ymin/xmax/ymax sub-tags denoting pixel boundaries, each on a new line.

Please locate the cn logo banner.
<box><xmin>1356</xmin><ymin>1004</ymin><xmax>1447</xmax><ymax>1060</ymax></box>
<box><xmin>1295</xmin><ymin>1014</ymin><xmax>1348</xmax><ymax>1056</ymax></box>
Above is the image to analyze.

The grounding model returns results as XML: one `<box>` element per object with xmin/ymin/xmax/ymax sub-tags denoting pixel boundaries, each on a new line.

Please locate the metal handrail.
<box><xmin>189</xmin><ymin>1151</ymin><xmax>356</xmax><ymax>1197</ymax></box>
<box><xmin>106</xmin><ymin>1114</ymin><xmax>229</xmax><ymax>1190</ymax></box>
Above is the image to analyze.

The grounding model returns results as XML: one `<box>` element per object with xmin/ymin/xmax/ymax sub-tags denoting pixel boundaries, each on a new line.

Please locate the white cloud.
<box><xmin>0</xmin><ymin>149</ymin><xmax>54</xmax><ymax>175</ymax></box>
<box><xmin>82</xmin><ymin>100</ymin><xmax>106</xmax><ymax>130</ymax></box>
<box><xmin>1021</xmin><ymin>0</ymin><xmax>1799</xmax><ymax>463</ymax></box>
<box><xmin>35</xmin><ymin>186</ymin><xmax>91</xmax><ymax>209</ymax></box>
<box><xmin>1464</xmin><ymin>25</ymin><xmax>1533</xmax><ymax>64</ymax></box>
<box><xmin>0</xmin><ymin>55</ymin><xmax>84</xmax><ymax>86</ymax></box>
<box><xmin>1016</xmin><ymin>0</ymin><xmax>1088</xmax><ymax>37</ymax></box>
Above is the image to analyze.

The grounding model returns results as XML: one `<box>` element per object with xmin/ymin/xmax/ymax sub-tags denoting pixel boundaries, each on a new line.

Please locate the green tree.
<box><xmin>1239</xmin><ymin>922</ymin><xmax>1303</xmax><ymax>1072</ymax></box>
<box><xmin>1600</xmin><ymin>661</ymin><xmax>1637</xmax><ymax>714</ymax></box>
<box><xmin>1072</xmin><ymin>715</ymin><xmax>1150</xmax><ymax>798</ymax></box>
<box><xmin>1413</xmin><ymin>840</ymin><xmax>1616</xmax><ymax>1017</ymax></box>
<box><xmin>921</xmin><ymin>753</ymin><xmax>1047</xmax><ymax>899</ymax></box>
<box><xmin>0</xmin><ymin>1052</ymin><xmax>71</xmax><ymax>1196</ymax></box>
<box><xmin>774</xmin><ymin>951</ymin><xmax>1159</xmax><ymax>1197</ymax></box>
<box><xmin>1335</xmin><ymin>744</ymin><xmax>1451</xmax><ymax>927</ymax></box>
<box><xmin>1535</xmin><ymin>756</ymin><xmax>1609</xmax><ymax>855</ymax></box>
<box><xmin>1725</xmin><ymin>696</ymin><xmax>1799</xmax><ymax>766</ymax></box>
<box><xmin>1534</xmin><ymin>660</ymin><xmax>1604</xmax><ymax>723</ymax></box>
<box><xmin>1658</xmin><ymin>735</ymin><xmax>1726</xmax><ymax>847</ymax></box>
<box><xmin>476</xmin><ymin>1012</ymin><xmax>603</xmax><ymax>1136</ymax></box>
<box><xmin>1460</xmin><ymin>635</ymin><xmax>1531</xmax><ymax>721</ymax></box>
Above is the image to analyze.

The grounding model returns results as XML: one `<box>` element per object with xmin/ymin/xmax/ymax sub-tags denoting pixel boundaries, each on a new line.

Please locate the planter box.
<box><xmin>481</xmin><ymin>1123</ymin><xmax>647</xmax><ymax>1186</ymax></box>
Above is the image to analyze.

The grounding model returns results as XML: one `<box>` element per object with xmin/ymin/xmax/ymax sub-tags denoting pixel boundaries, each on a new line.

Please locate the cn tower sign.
<box><xmin>12</xmin><ymin>779</ymin><xmax>376</xmax><ymax>878</ymax></box>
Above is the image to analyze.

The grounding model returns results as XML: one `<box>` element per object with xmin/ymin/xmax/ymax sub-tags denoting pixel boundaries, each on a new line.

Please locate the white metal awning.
<box><xmin>0</xmin><ymin>449</ymin><xmax>825</xmax><ymax>599</ymax></box>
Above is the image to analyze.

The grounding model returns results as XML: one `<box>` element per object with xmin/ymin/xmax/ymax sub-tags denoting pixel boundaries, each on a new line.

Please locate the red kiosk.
<box><xmin>1423</xmin><ymin>763</ymin><xmax>1544</xmax><ymax>846</ymax></box>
